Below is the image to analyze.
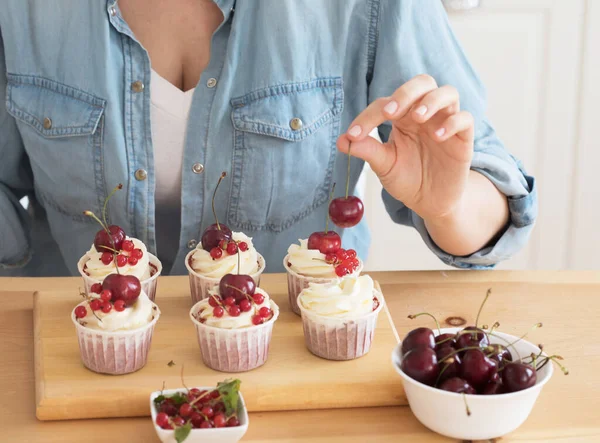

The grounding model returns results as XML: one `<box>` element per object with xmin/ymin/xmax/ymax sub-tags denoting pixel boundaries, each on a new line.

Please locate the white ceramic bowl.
<box><xmin>150</xmin><ymin>387</ymin><xmax>249</xmax><ymax>443</ymax></box>
<box><xmin>392</xmin><ymin>327</ymin><xmax>554</xmax><ymax>440</ymax></box>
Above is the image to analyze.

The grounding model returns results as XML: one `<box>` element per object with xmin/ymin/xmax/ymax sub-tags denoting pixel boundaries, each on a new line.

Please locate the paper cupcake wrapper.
<box><xmin>77</xmin><ymin>253</ymin><xmax>163</xmax><ymax>302</ymax></box>
<box><xmin>71</xmin><ymin>306</ymin><xmax>161</xmax><ymax>375</ymax></box>
<box><xmin>189</xmin><ymin>300</ymin><xmax>279</xmax><ymax>373</ymax></box>
<box><xmin>185</xmin><ymin>251</ymin><xmax>266</xmax><ymax>305</ymax></box>
<box><xmin>284</xmin><ymin>255</ymin><xmax>364</xmax><ymax>315</ymax></box>
<box><xmin>299</xmin><ymin>292</ymin><xmax>384</xmax><ymax>361</ymax></box>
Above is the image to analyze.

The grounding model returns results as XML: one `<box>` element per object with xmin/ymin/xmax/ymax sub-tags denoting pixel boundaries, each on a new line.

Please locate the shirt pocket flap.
<box><xmin>231</xmin><ymin>77</ymin><xmax>343</xmax><ymax>142</ymax></box>
<box><xmin>5</xmin><ymin>74</ymin><xmax>106</xmax><ymax>138</ymax></box>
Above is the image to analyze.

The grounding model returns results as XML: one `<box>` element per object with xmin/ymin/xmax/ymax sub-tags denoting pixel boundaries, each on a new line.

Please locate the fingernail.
<box><xmin>435</xmin><ymin>127</ymin><xmax>446</xmax><ymax>137</ymax></box>
<box><xmin>384</xmin><ymin>100</ymin><xmax>399</xmax><ymax>115</ymax></box>
<box><xmin>415</xmin><ymin>105</ymin><xmax>428</xmax><ymax>116</ymax></box>
<box><xmin>348</xmin><ymin>125</ymin><xmax>362</xmax><ymax>137</ymax></box>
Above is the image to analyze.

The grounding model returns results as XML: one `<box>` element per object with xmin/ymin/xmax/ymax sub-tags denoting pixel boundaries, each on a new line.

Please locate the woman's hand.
<box><xmin>338</xmin><ymin>74</ymin><xmax>509</xmax><ymax>256</ymax></box>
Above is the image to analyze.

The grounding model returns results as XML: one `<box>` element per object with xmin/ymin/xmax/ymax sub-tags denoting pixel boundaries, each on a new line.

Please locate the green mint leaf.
<box><xmin>167</xmin><ymin>360</ymin><xmax>176</xmax><ymax>367</ymax></box>
<box><xmin>153</xmin><ymin>395</ymin><xmax>165</xmax><ymax>405</ymax></box>
<box><xmin>174</xmin><ymin>423</ymin><xmax>192</xmax><ymax>443</ymax></box>
<box><xmin>168</xmin><ymin>392</ymin><xmax>188</xmax><ymax>405</ymax></box>
<box><xmin>217</xmin><ymin>379</ymin><xmax>241</xmax><ymax>416</ymax></box>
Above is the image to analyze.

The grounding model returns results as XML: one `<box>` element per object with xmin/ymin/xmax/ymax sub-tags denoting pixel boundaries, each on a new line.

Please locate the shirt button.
<box><xmin>187</xmin><ymin>239</ymin><xmax>198</xmax><ymax>249</ymax></box>
<box><xmin>290</xmin><ymin>118</ymin><xmax>303</xmax><ymax>131</ymax></box>
<box><xmin>206</xmin><ymin>78</ymin><xmax>217</xmax><ymax>88</ymax></box>
<box><xmin>43</xmin><ymin>117</ymin><xmax>52</xmax><ymax>130</ymax></box>
<box><xmin>131</xmin><ymin>81</ymin><xmax>144</xmax><ymax>93</ymax></box>
<box><xmin>108</xmin><ymin>4</ymin><xmax>117</xmax><ymax>16</ymax></box>
<box><xmin>192</xmin><ymin>163</ymin><xmax>204</xmax><ymax>174</ymax></box>
<box><xmin>134</xmin><ymin>169</ymin><xmax>147</xmax><ymax>181</ymax></box>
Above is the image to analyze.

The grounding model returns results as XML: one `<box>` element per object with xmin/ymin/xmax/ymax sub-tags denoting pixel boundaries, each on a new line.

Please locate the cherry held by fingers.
<box><xmin>329</xmin><ymin>196</ymin><xmax>364</xmax><ymax>228</ymax></box>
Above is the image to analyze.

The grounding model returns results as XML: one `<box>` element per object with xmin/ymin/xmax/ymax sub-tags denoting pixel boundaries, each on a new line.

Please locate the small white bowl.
<box><xmin>392</xmin><ymin>327</ymin><xmax>554</xmax><ymax>440</ymax></box>
<box><xmin>150</xmin><ymin>387</ymin><xmax>249</xmax><ymax>443</ymax></box>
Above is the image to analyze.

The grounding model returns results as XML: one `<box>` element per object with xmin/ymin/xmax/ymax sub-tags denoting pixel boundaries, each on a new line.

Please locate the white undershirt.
<box><xmin>150</xmin><ymin>69</ymin><xmax>195</xmax><ymax>271</ymax></box>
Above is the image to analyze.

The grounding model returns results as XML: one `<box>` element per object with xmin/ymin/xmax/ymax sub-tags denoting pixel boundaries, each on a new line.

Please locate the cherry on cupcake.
<box><xmin>329</xmin><ymin>147</ymin><xmax>364</xmax><ymax>228</ymax></box>
<box><xmin>219</xmin><ymin>274</ymin><xmax>256</xmax><ymax>301</ymax></box>
<box><xmin>84</xmin><ymin>184</ymin><xmax>126</xmax><ymax>253</ymax></box>
<box><xmin>307</xmin><ymin>182</ymin><xmax>342</xmax><ymax>254</ymax></box>
<box><xmin>201</xmin><ymin>172</ymin><xmax>233</xmax><ymax>251</ymax></box>
<box><xmin>102</xmin><ymin>273</ymin><xmax>141</xmax><ymax>307</ymax></box>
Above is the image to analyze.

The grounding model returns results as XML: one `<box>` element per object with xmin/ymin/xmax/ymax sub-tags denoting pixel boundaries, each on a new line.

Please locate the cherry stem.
<box><xmin>535</xmin><ymin>355</ymin><xmax>569</xmax><ymax>375</ymax></box>
<box><xmin>102</xmin><ymin>183</ymin><xmax>123</xmax><ymax>230</ymax></box>
<box><xmin>475</xmin><ymin>288</ymin><xmax>492</xmax><ymax>328</ymax></box>
<box><xmin>435</xmin><ymin>357</ymin><xmax>456</xmax><ymax>386</ymax></box>
<box><xmin>463</xmin><ymin>393</ymin><xmax>471</xmax><ymax>417</ymax></box>
<box><xmin>209</xmin><ymin>294</ymin><xmax>224</xmax><ymax>308</ymax></box>
<box><xmin>438</xmin><ymin>345</ymin><xmax>493</xmax><ymax>365</ymax></box>
<box><xmin>212</xmin><ymin>172</ymin><xmax>227</xmax><ymax>230</ymax></box>
<box><xmin>504</xmin><ymin>323</ymin><xmax>543</xmax><ymax>349</ymax></box>
<box><xmin>325</xmin><ymin>182</ymin><xmax>336</xmax><ymax>233</ymax></box>
<box><xmin>189</xmin><ymin>389</ymin><xmax>213</xmax><ymax>407</ymax></box>
<box><xmin>484</xmin><ymin>331</ymin><xmax>523</xmax><ymax>362</ymax></box>
<box><xmin>408</xmin><ymin>312</ymin><xmax>441</xmax><ymax>335</ymax></box>
<box><xmin>224</xmin><ymin>284</ymin><xmax>249</xmax><ymax>297</ymax></box>
<box><xmin>180</xmin><ymin>364</ymin><xmax>189</xmax><ymax>393</ymax></box>
<box><xmin>83</xmin><ymin>210</ymin><xmax>121</xmax><ymax>275</ymax></box>
<box><xmin>345</xmin><ymin>146</ymin><xmax>352</xmax><ymax>198</ymax></box>
<box><xmin>237</xmin><ymin>245</ymin><xmax>241</xmax><ymax>276</ymax></box>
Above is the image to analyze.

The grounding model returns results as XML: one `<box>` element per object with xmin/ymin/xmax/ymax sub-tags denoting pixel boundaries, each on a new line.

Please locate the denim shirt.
<box><xmin>0</xmin><ymin>0</ymin><xmax>536</xmax><ymax>276</ymax></box>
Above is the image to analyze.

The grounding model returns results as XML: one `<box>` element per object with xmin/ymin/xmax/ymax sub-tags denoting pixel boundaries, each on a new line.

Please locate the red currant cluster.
<box><xmin>206</xmin><ymin>292</ymin><xmax>272</xmax><ymax>325</ymax></box>
<box><xmin>324</xmin><ymin>248</ymin><xmax>360</xmax><ymax>277</ymax></box>
<box><xmin>100</xmin><ymin>239</ymin><xmax>144</xmax><ymax>266</ymax></box>
<box><xmin>155</xmin><ymin>387</ymin><xmax>241</xmax><ymax>430</ymax></box>
<box><xmin>209</xmin><ymin>239</ymin><xmax>249</xmax><ymax>260</ymax></box>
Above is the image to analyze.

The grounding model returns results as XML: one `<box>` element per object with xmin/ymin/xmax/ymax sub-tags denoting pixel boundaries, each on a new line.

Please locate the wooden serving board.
<box><xmin>33</xmin><ymin>274</ymin><xmax>405</xmax><ymax>421</ymax></box>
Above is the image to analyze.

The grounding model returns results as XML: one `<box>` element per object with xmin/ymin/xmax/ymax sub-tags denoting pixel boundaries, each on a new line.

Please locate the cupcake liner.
<box><xmin>283</xmin><ymin>254</ymin><xmax>364</xmax><ymax>315</ymax></box>
<box><xmin>189</xmin><ymin>300</ymin><xmax>279</xmax><ymax>373</ymax></box>
<box><xmin>77</xmin><ymin>253</ymin><xmax>163</xmax><ymax>301</ymax></box>
<box><xmin>185</xmin><ymin>250</ymin><xmax>266</xmax><ymax>305</ymax></box>
<box><xmin>299</xmin><ymin>291</ymin><xmax>384</xmax><ymax>361</ymax></box>
<box><xmin>71</xmin><ymin>304</ymin><xmax>161</xmax><ymax>375</ymax></box>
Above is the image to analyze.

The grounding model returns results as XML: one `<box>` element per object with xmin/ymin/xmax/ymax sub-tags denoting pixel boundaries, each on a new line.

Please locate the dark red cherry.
<box><xmin>102</xmin><ymin>273</ymin><xmax>141</xmax><ymax>306</ymax></box>
<box><xmin>436</xmin><ymin>345</ymin><xmax>462</xmax><ymax>382</ymax></box>
<box><xmin>307</xmin><ymin>231</ymin><xmax>342</xmax><ymax>255</ymax></box>
<box><xmin>481</xmin><ymin>380</ymin><xmax>505</xmax><ymax>395</ymax></box>
<box><xmin>438</xmin><ymin>377</ymin><xmax>476</xmax><ymax>395</ymax></box>
<box><xmin>401</xmin><ymin>327</ymin><xmax>435</xmax><ymax>355</ymax></box>
<box><xmin>455</xmin><ymin>326</ymin><xmax>489</xmax><ymax>352</ymax></box>
<box><xmin>502</xmin><ymin>362</ymin><xmax>537</xmax><ymax>393</ymax></box>
<box><xmin>488</xmin><ymin>344</ymin><xmax>513</xmax><ymax>370</ymax></box>
<box><xmin>201</xmin><ymin>223</ymin><xmax>233</xmax><ymax>252</ymax></box>
<box><xmin>329</xmin><ymin>196</ymin><xmax>364</xmax><ymax>228</ymax></box>
<box><xmin>460</xmin><ymin>349</ymin><xmax>498</xmax><ymax>389</ymax></box>
<box><xmin>400</xmin><ymin>347</ymin><xmax>439</xmax><ymax>386</ymax></box>
<box><xmin>94</xmin><ymin>225</ymin><xmax>126</xmax><ymax>252</ymax></box>
<box><xmin>435</xmin><ymin>333</ymin><xmax>457</xmax><ymax>350</ymax></box>
<box><xmin>219</xmin><ymin>273</ymin><xmax>256</xmax><ymax>302</ymax></box>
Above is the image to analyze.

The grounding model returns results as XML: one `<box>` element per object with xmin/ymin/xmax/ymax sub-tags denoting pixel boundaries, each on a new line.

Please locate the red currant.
<box><xmin>259</xmin><ymin>306</ymin><xmax>271</xmax><ymax>318</ymax></box>
<box><xmin>90</xmin><ymin>283</ymin><xmax>102</xmax><ymax>294</ymax></box>
<box><xmin>227</xmin><ymin>417</ymin><xmax>240</xmax><ymax>427</ymax></box>
<box><xmin>172</xmin><ymin>416</ymin><xmax>185</xmax><ymax>426</ymax></box>
<box><xmin>239</xmin><ymin>299</ymin><xmax>252</xmax><ymax>312</ymax></box>
<box><xmin>90</xmin><ymin>299</ymin><xmax>102</xmax><ymax>311</ymax></box>
<box><xmin>336</xmin><ymin>249</ymin><xmax>348</xmax><ymax>261</ymax></box>
<box><xmin>325</xmin><ymin>253</ymin><xmax>337</xmax><ymax>264</ymax></box>
<box><xmin>335</xmin><ymin>264</ymin><xmax>349</xmax><ymax>277</ymax></box>
<box><xmin>208</xmin><ymin>295</ymin><xmax>221</xmax><ymax>308</ymax></box>
<box><xmin>223</xmin><ymin>296</ymin><xmax>235</xmax><ymax>307</ymax></box>
<box><xmin>191</xmin><ymin>413</ymin><xmax>204</xmax><ymax>428</ymax></box>
<box><xmin>100</xmin><ymin>252</ymin><xmax>113</xmax><ymax>265</ymax></box>
<box><xmin>213</xmin><ymin>306</ymin><xmax>224</xmax><ymax>317</ymax></box>
<box><xmin>128</xmin><ymin>256</ymin><xmax>138</xmax><ymax>265</ymax></box>
<box><xmin>210</xmin><ymin>247</ymin><xmax>223</xmax><ymax>260</ymax></box>
<box><xmin>210</xmin><ymin>390</ymin><xmax>220</xmax><ymax>399</ymax></box>
<box><xmin>116</xmin><ymin>254</ymin><xmax>128</xmax><ymax>267</ymax></box>
<box><xmin>200</xmin><ymin>421</ymin><xmax>212</xmax><ymax>428</ymax></box>
<box><xmin>346</xmin><ymin>249</ymin><xmax>357</xmax><ymax>259</ymax></box>
<box><xmin>238</xmin><ymin>241</ymin><xmax>248</xmax><ymax>252</ymax></box>
<box><xmin>155</xmin><ymin>412</ymin><xmax>169</xmax><ymax>428</ymax></box>
<box><xmin>201</xmin><ymin>406</ymin><xmax>214</xmax><ymax>418</ymax></box>
<box><xmin>341</xmin><ymin>259</ymin><xmax>354</xmax><ymax>270</ymax></box>
<box><xmin>219</xmin><ymin>239</ymin><xmax>228</xmax><ymax>250</ymax></box>
<box><xmin>100</xmin><ymin>289</ymin><xmax>113</xmax><ymax>302</ymax></box>
<box><xmin>179</xmin><ymin>403</ymin><xmax>192</xmax><ymax>418</ymax></box>
<box><xmin>226</xmin><ymin>242</ymin><xmax>238</xmax><ymax>255</ymax></box>
<box><xmin>213</xmin><ymin>402</ymin><xmax>225</xmax><ymax>414</ymax></box>
<box><xmin>132</xmin><ymin>248</ymin><xmax>143</xmax><ymax>259</ymax></box>
<box><xmin>350</xmin><ymin>257</ymin><xmax>360</xmax><ymax>271</ymax></box>
<box><xmin>101</xmin><ymin>302</ymin><xmax>112</xmax><ymax>313</ymax></box>
<box><xmin>252</xmin><ymin>293</ymin><xmax>264</xmax><ymax>305</ymax></box>
<box><xmin>114</xmin><ymin>299</ymin><xmax>126</xmax><ymax>312</ymax></box>
<box><xmin>122</xmin><ymin>239</ymin><xmax>134</xmax><ymax>252</ymax></box>
<box><xmin>228</xmin><ymin>305</ymin><xmax>241</xmax><ymax>317</ymax></box>
<box><xmin>214</xmin><ymin>413</ymin><xmax>226</xmax><ymax>428</ymax></box>
<box><xmin>252</xmin><ymin>315</ymin><xmax>263</xmax><ymax>325</ymax></box>
<box><xmin>74</xmin><ymin>306</ymin><xmax>87</xmax><ymax>319</ymax></box>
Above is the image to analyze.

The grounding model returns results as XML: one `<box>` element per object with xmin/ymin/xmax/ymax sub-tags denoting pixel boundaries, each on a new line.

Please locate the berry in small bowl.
<box><xmin>391</xmin><ymin>290</ymin><xmax>567</xmax><ymax>440</ymax></box>
<box><xmin>150</xmin><ymin>379</ymin><xmax>248</xmax><ymax>443</ymax></box>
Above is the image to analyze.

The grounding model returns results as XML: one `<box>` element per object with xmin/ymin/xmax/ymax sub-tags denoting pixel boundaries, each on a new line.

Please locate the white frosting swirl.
<box><xmin>191</xmin><ymin>232</ymin><xmax>260</xmax><ymax>278</ymax></box>
<box><xmin>76</xmin><ymin>291</ymin><xmax>156</xmax><ymax>331</ymax></box>
<box><xmin>84</xmin><ymin>237</ymin><xmax>151</xmax><ymax>281</ymax></box>
<box><xmin>287</xmin><ymin>239</ymin><xmax>355</xmax><ymax>278</ymax></box>
<box><xmin>298</xmin><ymin>275</ymin><xmax>378</xmax><ymax>319</ymax></box>
<box><xmin>195</xmin><ymin>287</ymin><xmax>274</xmax><ymax>329</ymax></box>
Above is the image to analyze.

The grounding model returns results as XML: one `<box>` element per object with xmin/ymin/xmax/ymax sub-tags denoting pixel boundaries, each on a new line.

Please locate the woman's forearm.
<box><xmin>423</xmin><ymin>170</ymin><xmax>509</xmax><ymax>257</ymax></box>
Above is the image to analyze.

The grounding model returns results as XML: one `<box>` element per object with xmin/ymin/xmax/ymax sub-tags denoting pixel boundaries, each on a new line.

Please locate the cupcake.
<box><xmin>189</xmin><ymin>272</ymin><xmax>279</xmax><ymax>372</ymax></box>
<box><xmin>297</xmin><ymin>274</ymin><xmax>384</xmax><ymax>361</ymax></box>
<box><xmin>78</xmin><ymin>184</ymin><xmax>162</xmax><ymax>300</ymax></box>
<box><xmin>284</xmin><ymin>232</ymin><xmax>363</xmax><ymax>315</ymax></box>
<box><xmin>71</xmin><ymin>274</ymin><xmax>161</xmax><ymax>375</ymax></box>
<box><xmin>185</xmin><ymin>172</ymin><xmax>265</xmax><ymax>304</ymax></box>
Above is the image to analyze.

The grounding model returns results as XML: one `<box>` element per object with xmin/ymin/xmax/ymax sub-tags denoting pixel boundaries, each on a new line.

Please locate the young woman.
<box><xmin>0</xmin><ymin>0</ymin><xmax>535</xmax><ymax>276</ymax></box>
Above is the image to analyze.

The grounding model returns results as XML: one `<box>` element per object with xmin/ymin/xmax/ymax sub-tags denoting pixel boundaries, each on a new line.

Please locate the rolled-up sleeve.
<box><xmin>371</xmin><ymin>0</ymin><xmax>536</xmax><ymax>268</ymax></box>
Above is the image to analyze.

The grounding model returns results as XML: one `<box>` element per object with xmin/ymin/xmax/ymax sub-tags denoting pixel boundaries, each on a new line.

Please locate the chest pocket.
<box><xmin>229</xmin><ymin>77</ymin><xmax>343</xmax><ymax>232</ymax></box>
<box><xmin>5</xmin><ymin>74</ymin><xmax>107</xmax><ymax>219</ymax></box>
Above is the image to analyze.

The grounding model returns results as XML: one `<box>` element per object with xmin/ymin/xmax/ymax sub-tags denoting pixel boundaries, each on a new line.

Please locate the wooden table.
<box><xmin>2</xmin><ymin>271</ymin><xmax>599</xmax><ymax>442</ymax></box>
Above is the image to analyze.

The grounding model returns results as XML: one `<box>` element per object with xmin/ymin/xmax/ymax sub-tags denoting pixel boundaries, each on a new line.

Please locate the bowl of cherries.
<box><xmin>392</xmin><ymin>290</ymin><xmax>568</xmax><ymax>440</ymax></box>
<box><xmin>151</xmin><ymin>379</ymin><xmax>248</xmax><ymax>443</ymax></box>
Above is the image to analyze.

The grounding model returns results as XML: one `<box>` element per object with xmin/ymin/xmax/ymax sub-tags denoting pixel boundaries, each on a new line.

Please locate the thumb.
<box><xmin>336</xmin><ymin>133</ymin><xmax>395</xmax><ymax>177</ymax></box>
